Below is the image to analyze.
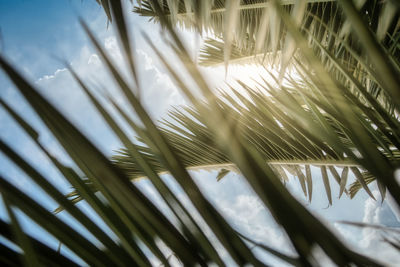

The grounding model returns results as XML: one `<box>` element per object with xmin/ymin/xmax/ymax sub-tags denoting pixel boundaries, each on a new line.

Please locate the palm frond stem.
<box><xmin>121</xmin><ymin>160</ymin><xmax>360</xmax><ymax>181</ymax></box>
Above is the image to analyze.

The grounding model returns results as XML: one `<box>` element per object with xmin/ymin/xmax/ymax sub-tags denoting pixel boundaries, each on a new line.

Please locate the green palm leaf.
<box><xmin>0</xmin><ymin>0</ymin><xmax>398</xmax><ymax>265</ymax></box>
<box><xmin>109</xmin><ymin>0</ymin><xmax>400</xmax><ymax>203</ymax></box>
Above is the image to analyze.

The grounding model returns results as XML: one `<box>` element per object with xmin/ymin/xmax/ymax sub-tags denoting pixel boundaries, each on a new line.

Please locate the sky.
<box><xmin>0</xmin><ymin>0</ymin><xmax>399</xmax><ymax>266</ymax></box>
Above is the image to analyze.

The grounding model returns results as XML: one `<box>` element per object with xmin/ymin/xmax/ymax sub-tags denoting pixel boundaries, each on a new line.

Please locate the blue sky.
<box><xmin>0</xmin><ymin>0</ymin><xmax>98</xmax><ymax>76</ymax></box>
<box><xmin>0</xmin><ymin>1</ymin><xmax>399</xmax><ymax>266</ymax></box>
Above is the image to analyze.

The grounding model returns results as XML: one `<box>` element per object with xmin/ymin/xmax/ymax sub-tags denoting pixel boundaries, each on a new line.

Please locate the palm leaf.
<box><xmin>114</xmin><ymin>0</ymin><xmax>400</xmax><ymax>204</ymax></box>
<box><xmin>139</xmin><ymin>3</ymin><xmax>381</xmax><ymax>263</ymax></box>
<box><xmin>0</xmin><ymin>0</ymin><xmax>397</xmax><ymax>265</ymax></box>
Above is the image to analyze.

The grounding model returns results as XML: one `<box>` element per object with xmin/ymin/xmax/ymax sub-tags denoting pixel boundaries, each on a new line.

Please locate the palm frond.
<box><xmin>159</xmin><ymin>0</ymin><xmax>400</xmax><ymax>74</ymax></box>
<box><xmin>117</xmin><ymin>0</ymin><xmax>400</xmax><ymax>204</ymax></box>
<box><xmin>137</xmin><ymin>3</ymin><xmax>383</xmax><ymax>264</ymax></box>
<box><xmin>0</xmin><ymin>0</ymin><xmax>398</xmax><ymax>265</ymax></box>
<box><xmin>110</xmin><ymin>66</ymin><xmax>399</xmax><ymax>202</ymax></box>
<box><xmin>89</xmin><ymin>0</ymin><xmax>400</xmax><ymax>212</ymax></box>
<box><xmin>72</xmin><ymin>1</ymin><xmax>400</xmax><ymax>211</ymax></box>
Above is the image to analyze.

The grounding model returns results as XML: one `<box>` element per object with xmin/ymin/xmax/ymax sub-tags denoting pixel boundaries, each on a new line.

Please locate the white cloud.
<box><xmin>87</xmin><ymin>54</ymin><xmax>100</xmax><ymax>65</ymax></box>
<box><xmin>218</xmin><ymin>192</ymin><xmax>289</xmax><ymax>263</ymax></box>
<box><xmin>137</xmin><ymin>49</ymin><xmax>154</xmax><ymax>71</ymax></box>
<box><xmin>331</xmin><ymin>190</ymin><xmax>400</xmax><ymax>266</ymax></box>
<box><xmin>135</xmin><ymin>49</ymin><xmax>185</xmax><ymax>120</ymax></box>
<box><xmin>36</xmin><ymin>68</ymin><xmax>67</xmax><ymax>82</ymax></box>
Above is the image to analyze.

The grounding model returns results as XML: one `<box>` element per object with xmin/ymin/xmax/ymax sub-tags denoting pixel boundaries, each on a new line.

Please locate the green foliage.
<box><xmin>123</xmin><ymin>0</ymin><xmax>400</xmax><ymax>201</ymax></box>
<box><xmin>0</xmin><ymin>0</ymin><xmax>399</xmax><ymax>266</ymax></box>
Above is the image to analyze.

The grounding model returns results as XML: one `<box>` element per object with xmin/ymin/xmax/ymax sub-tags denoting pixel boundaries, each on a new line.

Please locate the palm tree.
<box><xmin>0</xmin><ymin>0</ymin><xmax>398</xmax><ymax>265</ymax></box>
<box><xmin>96</xmin><ymin>0</ymin><xmax>400</xmax><ymax>204</ymax></box>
